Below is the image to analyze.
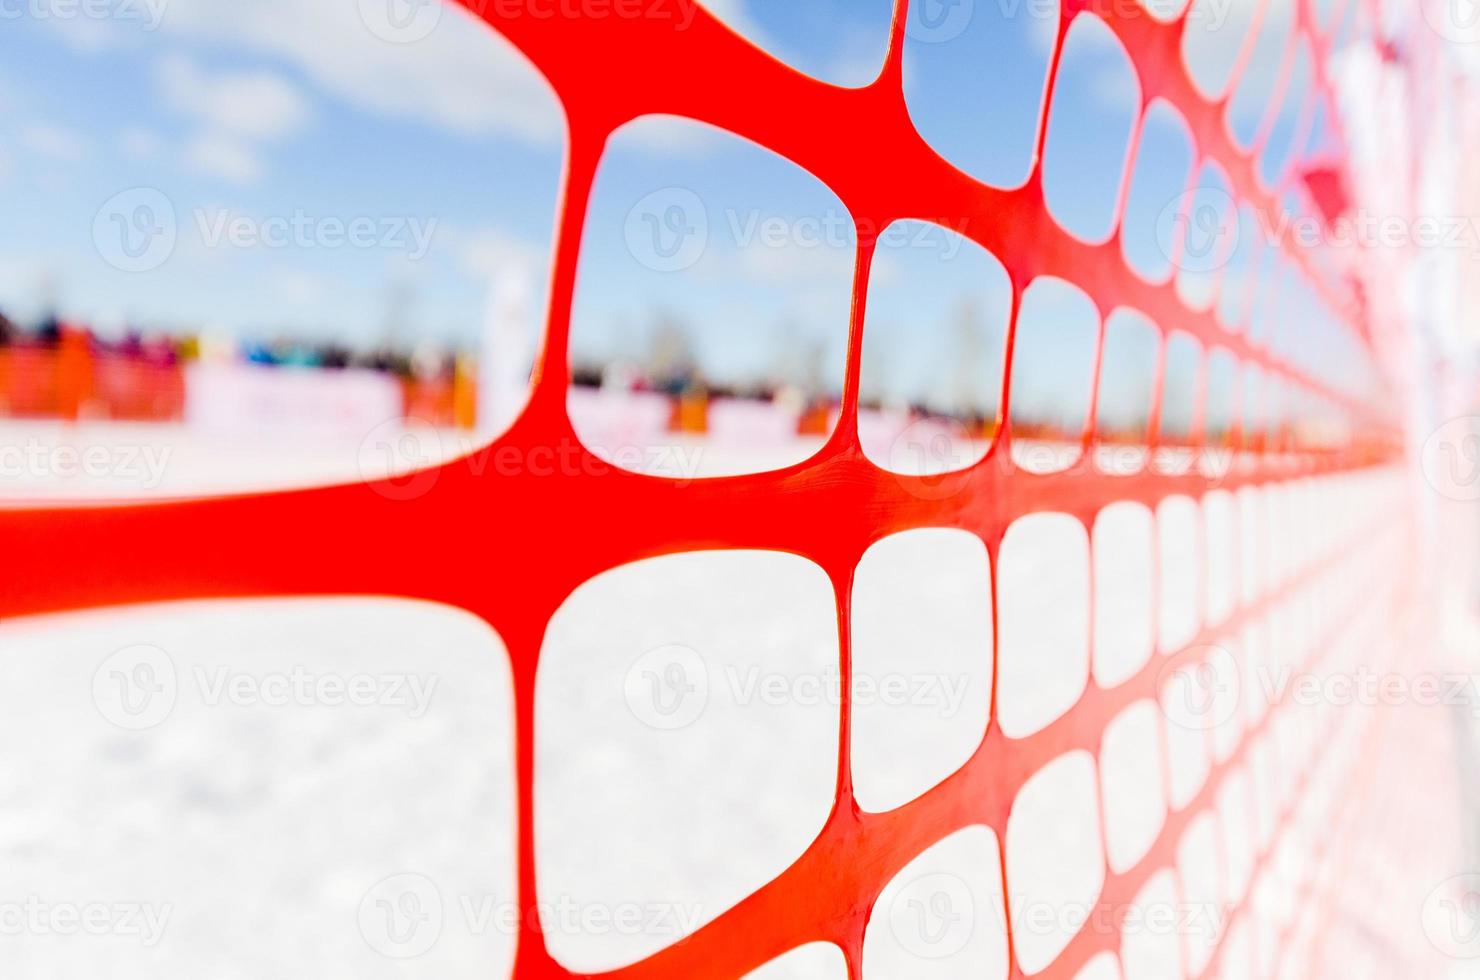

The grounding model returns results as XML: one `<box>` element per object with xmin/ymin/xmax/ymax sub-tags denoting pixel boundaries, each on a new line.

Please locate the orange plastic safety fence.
<box><xmin>0</xmin><ymin>1</ymin><xmax>1412</xmax><ymax>978</ymax></box>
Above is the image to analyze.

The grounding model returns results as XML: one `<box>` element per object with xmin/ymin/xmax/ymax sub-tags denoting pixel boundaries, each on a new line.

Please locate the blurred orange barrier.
<box><xmin>403</xmin><ymin>374</ymin><xmax>474</xmax><ymax>429</ymax></box>
<box><xmin>0</xmin><ymin>343</ymin><xmax>184</xmax><ymax>422</ymax></box>
<box><xmin>668</xmin><ymin>388</ymin><xmax>710</xmax><ymax>434</ymax></box>
<box><xmin>0</xmin><ymin>343</ymin><xmax>477</xmax><ymax>430</ymax></box>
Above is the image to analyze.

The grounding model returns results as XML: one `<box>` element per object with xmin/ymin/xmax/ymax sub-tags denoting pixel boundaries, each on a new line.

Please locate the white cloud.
<box><xmin>19</xmin><ymin>123</ymin><xmax>89</xmax><ymax>161</ymax></box>
<box><xmin>38</xmin><ymin>0</ymin><xmax>565</xmax><ymax>147</ymax></box>
<box><xmin>155</xmin><ymin>54</ymin><xmax>311</xmax><ymax>142</ymax></box>
<box><xmin>0</xmin><ymin>253</ymin><xmax>53</xmax><ymax>318</ymax></box>
<box><xmin>43</xmin><ymin>16</ymin><xmax>124</xmax><ymax>53</ymax></box>
<box><xmin>732</xmin><ymin>237</ymin><xmax>856</xmax><ymax>286</ymax></box>
<box><xmin>698</xmin><ymin>1</ymin><xmax>887</xmax><ymax>87</ymax></box>
<box><xmin>1029</xmin><ymin>5</ymin><xmax>1061</xmax><ymax>53</ymax></box>
<box><xmin>120</xmin><ymin>127</ymin><xmax>164</xmax><ymax>161</ymax></box>
<box><xmin>615</xmin><ymin>113</ymin><xmax>732</xmax><ymax>157</ymax></box>
<box><xmin>273</xmin><ymin>269</ymin><xmax>331</xmax><ymax>306</ymax></box>
<box><xmin>152</xmin><ymin>55</ymin><xmax>310</xmax><ymax>185</ymax></box>
<box><xmin>455</xmin><ymin>228</ymin><xmax>544</xmax><ymax>281</ymax></box>
<box><xmin>155</xmin><ymin>0</ymin><xmax>564</xmax><ymax>146</ymax></box>
<box><xmin>868</xmin><ymin>250</ymin><xmax>905</xmax><ymax>289</ymax></box>
<box><xmin>1090</xmin><ymin>61</ymin><xmax>1142</xmax><ymax>113</ymax></box>
<box><xmin>695</xmin><ymin>0</ymin><xmax>771</xmax><ymax>53</ymax></box>
<box><xmin>183</xmin><ymin>131</ymin><xmax>262</xmax><ymax>184</ymax></box>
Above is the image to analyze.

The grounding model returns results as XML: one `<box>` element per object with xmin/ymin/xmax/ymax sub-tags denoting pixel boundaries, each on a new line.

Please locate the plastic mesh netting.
<box><xmin>0</xmin><ymin>0</ymin><xmax>1431</xmax><ymax>977</ymax></box>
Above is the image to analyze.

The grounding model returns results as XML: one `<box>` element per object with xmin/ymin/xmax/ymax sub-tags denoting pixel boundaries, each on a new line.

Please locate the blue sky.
<box><xmin>0</xmin><ymin>1</ymin><xmax>565</xmax><ymax>348</ymax></box>
<box><xmin>0</xmin><ymin>0</ymin><xmax>1325</xmax><ymax>417</ymax></box>
<box><xmin>574</xmin><ymin>0</ymin><xmax>1143</xmax><ymax>408</ymax></box>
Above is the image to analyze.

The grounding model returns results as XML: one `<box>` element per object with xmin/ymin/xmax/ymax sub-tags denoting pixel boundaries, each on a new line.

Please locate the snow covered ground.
<box><xmin>1</xmin><ymin>421</ymin><xmax>1464</xmax><ymax>979</ymax></box>
<box><xmin>0</xmin><ymin>422</ymin><xmax>530</xmax><ymax>977</ymax></box>
<box><xmin>0</xmin><ymin>420</ymin><xmax>986</xmax><ymax>979</ymax></box>
<box><xmin>0</xmin><ymin>596</ymin><xmax>518</xmax><ymax>979</ymax></box>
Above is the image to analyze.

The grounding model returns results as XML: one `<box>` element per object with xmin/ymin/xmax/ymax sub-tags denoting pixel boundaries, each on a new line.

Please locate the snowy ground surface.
<box><xmin>0</xmin><ymin>420</ymin><xmax>1011</xmax><ymax>979</ymax></box>
<box><xmin>8</xmin><ymin>421</ymin><xmax>1461</xmax><ymax>980</ymax></box>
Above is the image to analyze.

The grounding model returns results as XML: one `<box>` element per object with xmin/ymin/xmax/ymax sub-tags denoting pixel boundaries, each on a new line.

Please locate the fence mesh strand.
<box><xmin>0</xmin><ymin>0</ymin><xmax>1434</xmax><ymax>978</ymax></box>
